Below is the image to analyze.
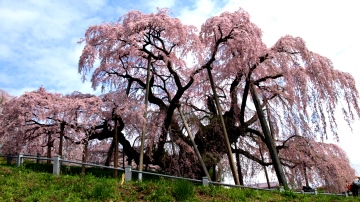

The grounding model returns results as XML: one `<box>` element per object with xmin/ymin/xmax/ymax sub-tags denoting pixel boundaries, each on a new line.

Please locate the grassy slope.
<box><xmin>0</xmin><ymin>160</ymin><xmax>357</xmax><ymax>202</ymax></box>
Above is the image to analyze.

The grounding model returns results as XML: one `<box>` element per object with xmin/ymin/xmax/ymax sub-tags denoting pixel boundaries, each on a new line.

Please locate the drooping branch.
<box><xmin>232</xmin><ymin>147</ymin><xmax>272</xmax><ymax>167</ymax></box>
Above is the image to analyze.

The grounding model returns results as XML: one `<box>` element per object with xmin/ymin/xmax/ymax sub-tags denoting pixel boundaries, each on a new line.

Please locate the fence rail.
<box><xmin>60</xmin><ymin>159</ymin><xmax>123</xmax><ymax>170</ymax></box>
<box><xmin>0</xmin><ymin>153</ymin><xmax>347</xmax><ymax>197</ymax></box>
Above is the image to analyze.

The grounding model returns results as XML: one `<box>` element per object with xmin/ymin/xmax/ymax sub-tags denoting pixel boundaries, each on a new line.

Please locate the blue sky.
<box><xmin>1</xmin><ymin>0</ymin><xmax>359</xmax><ymax>176</ymax></box>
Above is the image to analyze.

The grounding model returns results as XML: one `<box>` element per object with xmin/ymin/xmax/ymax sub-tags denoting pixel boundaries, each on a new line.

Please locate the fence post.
<box><xmin>125</xmin><ymin>165</ymin><xmax>132</xmax><ymax>181</ymax></box>
<box><xmin>202</xmin><ymin>177</ymin><xmax>209</xmax><ymax>186</ymax></box>
<box><xmin>314</xmin><ymin>188</ymin><xmax>317</xmax><ymax>195</ymax></box>
<box><xmin>53</xmin><ymin>155</ymin><xmax>60</xmax><ymax>175</ymax></box>
<box><xmin>17</xmin><ymin>153</ymin><xmax>23</xmax><ymax>167</ymax></box>
<box><xmin>36</xmin><ymin>153</ymin><xmax>40</xmax><ymax>164</ymax></box>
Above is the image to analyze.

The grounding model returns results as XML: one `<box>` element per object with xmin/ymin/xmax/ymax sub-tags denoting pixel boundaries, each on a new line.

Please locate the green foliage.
<box><xmin>172</xmin><ymin>180</ymin><xmax>195</xmax><ymax>201</ymax></box>
<box><xmin>207</xmin><ymin>185</ymin><xmax>222</xmax><ymax>197</ymax></box>
<box><xmin>147</xmin><ymin>180</ymin><xmax>173</xmax><ymax>201</ymax></box>
<box><xmin>225</xmin><ymin>187</ymin><xmax>247</xmax><ymax>201</ymax></box>
<box><xmin>281</xmin><ymin>190</ymin><xmax>298</xmax><ymax>199</ymax></box>
<box><xmin>91</xmin><ymin>178</ymin><xmax>115</xmax><ymax>200</ymax></box>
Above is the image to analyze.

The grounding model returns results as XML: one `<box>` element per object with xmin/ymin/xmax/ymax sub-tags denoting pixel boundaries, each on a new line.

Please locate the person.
<box><xmin>346</xmin><ymin>181</ymin><xmax>352</xmax><ymax>196</ymax></box>
<box><xmin>351</xmin><ymin>177</ymin><xmax>360</xmax><ymax>197</ymax></box>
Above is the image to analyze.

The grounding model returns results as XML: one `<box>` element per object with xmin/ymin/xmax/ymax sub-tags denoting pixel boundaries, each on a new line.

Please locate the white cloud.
<box><xmin>0</xmin><ymin>0</ymin><xmax>120</xmax><ymax>96</ymax></box>
<box><xmin>146</xmin><ymin>0</ymin><xmax>176</xmax><ymax>11</ymax></box>
<box><xmin>177</xmin><ymin>0</ymin><xmax>222</xmax><ymax>28</ymax></box>
<box><xmin>220</xmin><ymin>0</ymin><xmax>360</xmax><ymax>53</ymax></box>
<box><xmin>3</xmin><ymin>86</ymin><xmax>38</xmax><ymax>97</ymax></box>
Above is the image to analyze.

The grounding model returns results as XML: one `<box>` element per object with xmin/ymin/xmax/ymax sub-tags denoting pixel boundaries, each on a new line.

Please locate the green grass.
<box><xmin>0</xmin><ymin>159</ymin><xmax>358</xmax><ymax>201</ymax></box>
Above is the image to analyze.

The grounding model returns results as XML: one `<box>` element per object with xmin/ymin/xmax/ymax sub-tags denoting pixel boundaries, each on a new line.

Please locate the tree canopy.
<box><xmin>1</xmin><ymin>8</ymin><xmax>359</xmax><ymax>192</ymax></box>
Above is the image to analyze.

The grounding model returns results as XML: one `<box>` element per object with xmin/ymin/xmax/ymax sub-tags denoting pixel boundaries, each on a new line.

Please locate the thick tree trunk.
<box><xmin>304</xmin><ymin>164</ymin><xmax>309</xmax><ymax>187</ymax></box>
<box><xmin>105</xmin><ymin>139</ymin><xmax>114</xmax><ymax>166</ymax></box>
<box><xmin>122</xmin><ymin>148</ymin><xmax>125</xmax><ymax>169</ymax></box>
<box><xmin>212</xmin><ymin>165</ymin><xmax>217</xmax><ymax>181</ymax></box>
<box><xmin>168</xmin><ymin>126</ymin><xmax>181</xmax><ymax>176</ymax></box>
<box><xmin>91</xmin><ymin>119</ymin><xmax>149</xmax><ymax>166</ymax></box>
<box><xmin>206</xmin><ymin>67</ymin><xmax>240</xmax><ymax>185</ymax></box>
<box><xmin>250</xmin><ymin>84</ymin><xmax>288</xmax><ymax>189</ymax></box>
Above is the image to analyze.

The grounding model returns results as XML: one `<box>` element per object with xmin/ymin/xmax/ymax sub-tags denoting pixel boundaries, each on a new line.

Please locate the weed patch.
<box><xmin>172</xmin><ymin>180</ymin><xmax>195</xmax><ymax>201</ymax></box>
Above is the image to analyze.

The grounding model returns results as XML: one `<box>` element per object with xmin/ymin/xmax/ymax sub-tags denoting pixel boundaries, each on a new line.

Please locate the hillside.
<box><xmin>0</xmin><ymin>159</ymin><xmax>357</xmax><ymax>202</ymax></box>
